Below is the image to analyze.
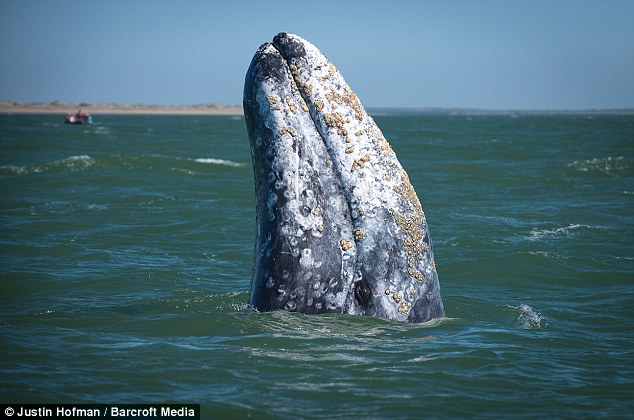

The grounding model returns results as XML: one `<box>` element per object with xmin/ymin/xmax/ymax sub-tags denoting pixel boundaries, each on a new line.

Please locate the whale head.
<box><xmin>243</xmin><ymin>33</ymin><xmax>444</xmax><ymax>323</ymax></box>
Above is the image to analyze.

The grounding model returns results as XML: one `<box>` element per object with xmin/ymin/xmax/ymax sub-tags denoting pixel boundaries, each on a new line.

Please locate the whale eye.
<box><xmin>354</xmin><ymin>279</ymin><xmax>372</xmax><ymax>307</ymax></box>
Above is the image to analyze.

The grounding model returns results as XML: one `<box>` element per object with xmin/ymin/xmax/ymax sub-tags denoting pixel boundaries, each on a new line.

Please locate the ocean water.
<box><xmin>1</xmin><ymin>113</ymin><xmax>633</xmax><ymax>418</ymax></box>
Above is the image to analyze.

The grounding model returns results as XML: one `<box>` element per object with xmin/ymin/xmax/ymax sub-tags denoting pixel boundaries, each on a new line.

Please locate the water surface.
<box><xmin>1</xmin><ymin>114</ymin><xmax>633</xmax><ymax>418</ymax></box>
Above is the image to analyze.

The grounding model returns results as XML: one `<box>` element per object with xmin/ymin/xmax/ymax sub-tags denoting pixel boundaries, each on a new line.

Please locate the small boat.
<box><xmin>65</xmin><ymin>111</ymin><xmax>93</xmax><ymax>125</ymax></box>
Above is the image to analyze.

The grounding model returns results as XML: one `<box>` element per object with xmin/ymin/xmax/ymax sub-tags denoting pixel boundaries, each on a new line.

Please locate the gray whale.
<box><xmin>243</xmin><ymin>33</ymin><xmax>444</xmax><ymax>323</ymax></box>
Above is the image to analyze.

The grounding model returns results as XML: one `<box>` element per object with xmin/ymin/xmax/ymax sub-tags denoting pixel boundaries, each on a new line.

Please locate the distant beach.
<box><xmin>1</xmin><ymin>100</ymin><xmax>633</xmax><ymax>116</ymax></box>
<box><xmin>0</xmin><ymin>101</ymin><xmax>243</xmax><ymax>116</ymax></box>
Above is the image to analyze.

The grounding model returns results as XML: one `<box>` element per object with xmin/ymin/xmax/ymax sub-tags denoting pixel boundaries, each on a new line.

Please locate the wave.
<box><xmin>527</xmin><ymin>223</ymin><xmax>606</xmax><ymax>241</ymax></box>
<box><xmin>567</xmin><ymin>156</ymin><xmax>627</xmax><ymax>175</ymax></box>
<box><xmin>525</xmin><ymin>250</ymin><xmax>572</xmax><ymax>260</ymax></box>
<box><xmin>55</xmin><ymin>155</ymin><xmax>96</xmax><ymax>170</ymax></box>
<box><xmin>0</xmin><ymin>155</ymin><xmax>95</xmax><ymax>175</ymax></box>
<box><xmin>89</xmin><ymin>126</ymin><xmax>111</xmax><ymax>135</ymax></box>
<box><xmin>508</xmin><ymin>304</ymin><xmax>548</xmax><ymax>330</ymax></box>
<box><xmin>144</xmin><ymin>154</ymin><xmax>245</xmax><ymax>168</ymax></box>
<box><xmin>0</xmin><ymin>164</ymin><xmax>40</xmax><ymax>175</ymax></box>
<box><xmin>193</xmin><ymin>158</ymin><xmax>244</xmax><ymax>167</ymax></box>
<box><xmin>0</xmin><ymin>154</ymin><xmax>245</xmax><ymax>176</ymax></box>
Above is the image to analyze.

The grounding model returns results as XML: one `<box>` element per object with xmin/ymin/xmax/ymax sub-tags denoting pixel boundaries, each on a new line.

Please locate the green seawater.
<box><xmin>1</xmin><ymin>113</ymin><xmax>633</xmax><ymax>418</ymax></box>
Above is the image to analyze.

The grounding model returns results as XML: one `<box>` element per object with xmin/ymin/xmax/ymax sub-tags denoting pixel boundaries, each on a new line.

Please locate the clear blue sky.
<box><xmin>1</xmin><ymin>0</ymin><xmax>633</xmax><ymax>110</ymax></box>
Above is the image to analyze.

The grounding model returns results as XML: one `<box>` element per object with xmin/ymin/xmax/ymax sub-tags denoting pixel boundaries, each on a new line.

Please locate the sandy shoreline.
<box><xmin>2</xmin><ymin>101</ymin><xmax>633</xmax><ymax>116</ymax></box>
<box><xmin>0</xmin><ymin>101</ymin><xmax>244</xmax><ymax>116</ymax></box>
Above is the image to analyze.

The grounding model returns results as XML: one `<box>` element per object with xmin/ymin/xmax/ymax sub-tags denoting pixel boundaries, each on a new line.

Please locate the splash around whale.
<box><xmin>243</xmin><ymin>33</ymin><xmax>444</xmax><ymax>323</ymax></box>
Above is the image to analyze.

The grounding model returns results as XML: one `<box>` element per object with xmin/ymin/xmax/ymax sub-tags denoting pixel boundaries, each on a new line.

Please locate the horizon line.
<box><xmin>1</xmin><ymin>100</ymin><xmax>633</xmax><ymax>116</ymax></box>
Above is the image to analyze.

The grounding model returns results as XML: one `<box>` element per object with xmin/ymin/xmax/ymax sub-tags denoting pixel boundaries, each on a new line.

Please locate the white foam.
<box><xmin>54</xmin><ymin>155</ymin><xmax>96</xmax><ymax>171</ymax></box>
<box><xmin>526</xmin><ymin>251</ymin><xmax>571</xmax><ymax>260</ymax></box>
<box><xmin>512</xmin><ymin>304</ymin><xmax>548</xmax><ymax>329</ymax></box>
<box><xmin>90</xmin><ymin>126</ymin><xmax>111</xmax><ymax>135</ymax></box>
<box><xmin>193</xmin><ymin>158</ymin><xmax>244</xmax><ymax>167</ymax></box>
<box><xmin>1</xmin><ymin>155</ymin><xmax>95</xmax><ymax>175</ymax></box>
<box><xmin>59</xmin><ymin>154</ymin><xmax>93</xmax><ymax>163</ymax></box>
<box><xmin>528</xmin><ymin>224</ymin><xmax>606</xmax><ymax>241</ymax></box>
<box><xmin>567</xmin><ymin>156</ymin><xmax>627</xmax><ymax>175</ymax></box>
<box><xmin>0</xmin><ymin>164</ymin><xmax>33</xmax><ymax>175</ymax></box>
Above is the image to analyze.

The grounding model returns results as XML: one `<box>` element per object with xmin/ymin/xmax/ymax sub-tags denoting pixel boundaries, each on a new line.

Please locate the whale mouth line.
<box><xmin>273</xmin><ymin>42</ymin><xmax>352</xmax><ymax>205</ymax></box>
<box><xmin>265</xmin><ymin>34</ymin><xmax>361</xmax><ymax>226</ymax></box>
